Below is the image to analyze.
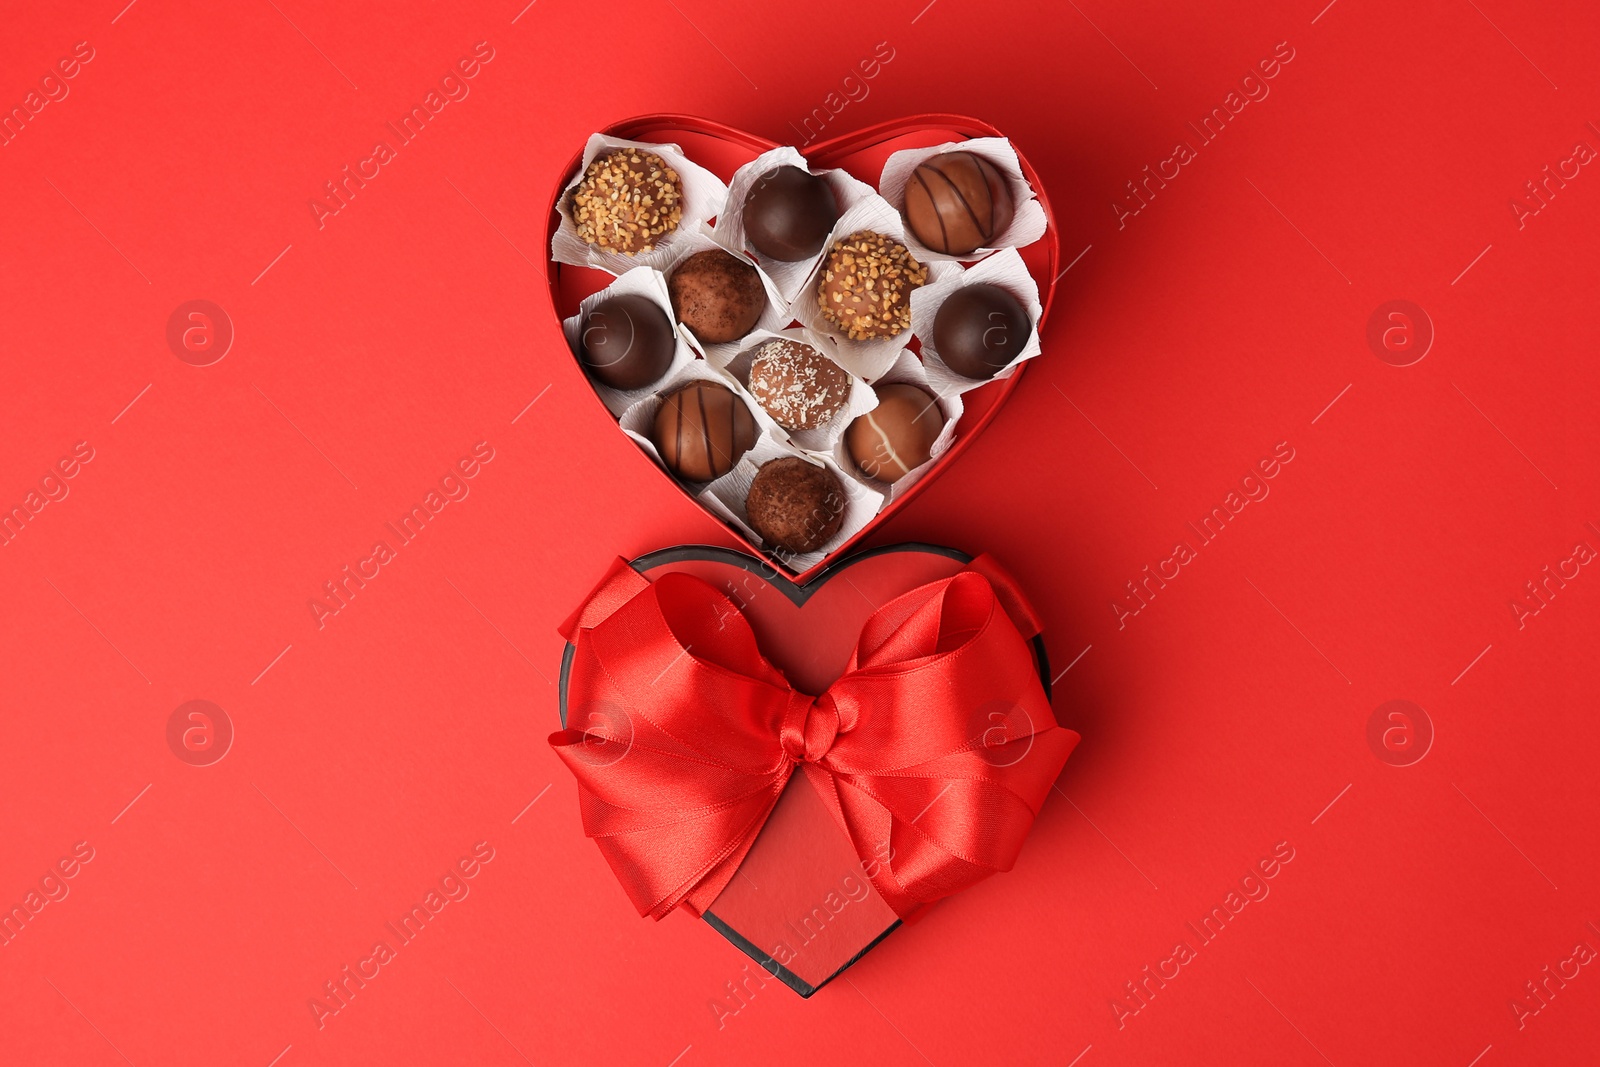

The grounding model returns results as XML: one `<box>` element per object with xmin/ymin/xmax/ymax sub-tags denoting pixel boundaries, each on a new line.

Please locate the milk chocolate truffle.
<box><xmin>570</xmin><ymin>148</ymin><xmax>684</xmax><ymax>255</ymax></box>
<box><xmin>746</xmin><ymin>457</ymin><xmax>846</xmax><ymax>554</ymax></box>
<box><xmin>932</xmin><ymin>283</ymin><xmax>1032</xmax><ymax>380</ymax></box>
<box><xmin>742</xmin><ymin>166</ymin><xmax>839</xmax><ymax>261</ymax></box>
<box><xmin>652</xmin><ymin>381</ymin><xmax>758</xmax><ymax>482</ymax></box>
<box><xmin>846</xmin><ymin>384</ymin><xmax>945</xmax><ymax>482</ymax></box>
<box><xmin>576</xmin><ymin>294</ymin><xmax>676</xmax><ymax>390</ymax></box>
<box><xmin>903</xmin><ymin>152</ymin><xmax>1015</xmax><ymax>256</ymax></box>
<box><xmin>746</xmin><ymin>339</ymin><xmax>851</xmax><ymax>430</ymax></box>
<box><xmin>817</xmin><ymin>231</ymin><xmax>928</xmax><ymax>340</ymax></box>
<box><xmin>668</xmin><ymin>249</ymin><xmax>767</xmax><ymax>344</ymax></box>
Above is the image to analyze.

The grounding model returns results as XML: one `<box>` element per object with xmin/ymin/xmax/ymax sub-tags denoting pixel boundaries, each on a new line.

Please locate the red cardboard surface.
<box><xmin>2</xmin><ymin>2</ymin><xmax>1598</xmax><ymax>1066</ymax></box>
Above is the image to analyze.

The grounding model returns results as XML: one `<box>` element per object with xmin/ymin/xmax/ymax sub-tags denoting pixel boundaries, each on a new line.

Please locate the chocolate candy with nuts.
<box><xmin>570</xmin><ymin>148</ymin><xmax>684</xmax><ymax>255</ymax></box>
<box><xmin>816</xmin><ymin>231</ymin><xmax>928</xmax><ymax>341</ymax></box>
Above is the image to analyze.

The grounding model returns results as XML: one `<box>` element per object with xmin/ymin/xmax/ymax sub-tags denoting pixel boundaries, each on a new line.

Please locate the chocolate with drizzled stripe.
<box><xmin>903</xmin><ymin>151</ymin><xmax>1015</xmax><ymax>256</ymax></box>
<box><xmin>652</xmin><ymin>380</ymin><xmax>759</xmax><ymax>483</ymax></box>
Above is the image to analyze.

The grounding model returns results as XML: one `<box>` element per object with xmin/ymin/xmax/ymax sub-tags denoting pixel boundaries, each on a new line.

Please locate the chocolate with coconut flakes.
<box><xmin>746</xmin><ymin>339</ymin><xmax>851</xmax><ymax>431</ymax></box>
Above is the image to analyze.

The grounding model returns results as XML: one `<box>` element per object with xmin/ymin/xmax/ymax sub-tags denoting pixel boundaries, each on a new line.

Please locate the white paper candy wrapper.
<box><xmin>879</xmin><ymin>137</ymin><xmax>1048</xmax><ymax>263</ymax></box>
<box><xmin>717</xmin><ymin>326</ymin><xmax>877</xmax><ymax>454</ymax></box>
<box><xmin>660</xmin><ymin>227</ymin><xmax>791</xmax><ymax>364</ymax></box>
<box><xmin>713</xmin><ymin>147</ymin><xmax>879</xmax><ymax>304</ymax></box>
<box><xmin>550</xmin><ymin>134</ymin><xmax>729</xmax><ymax>276</ymax></box>
<box><xmin>833</xmin><ymin>348</ymin><xmax>967</xmax><ymax>503</ymax></box>
<box><xmin>701</xmin><ymin>440</ymin><xmax>884</xmax><ymax>575</ymax></box>
<box><xmin>910</xmin><ymin>247</ymin><xmax>1044</xmax><ymax>396</ymax></box>
<box><xmin>789</xmin><ymin>190</ymin><xmax>959</xmax><ymax>381</ymax></box>
<box><xmin>561</xmin><ymin>266</ymin><xmax>697</xmax><ymax>418</ymax></box>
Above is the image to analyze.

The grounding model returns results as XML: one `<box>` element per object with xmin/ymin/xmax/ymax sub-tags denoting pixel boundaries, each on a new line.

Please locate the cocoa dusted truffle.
<box><xmin>652</xmin><ymin>381</ymin><xmax>758</xmax><ymax>482</ymax></box>
<box><xmin>746</xmin><ymin>339</ymin><xmax>851</xmax><ymax>430</ymax></box>
<box><xmin>845</xmin><ymin>384</ymin><xmax>945</xmax><ymax>483</ymax></box>
<box><xmin>577</xmin><ymin>293</ymin><xmax>676</xmax><ymax>390</ymax></box>
<box><xmin>816</xmin><ymin>231</ymin><xmax>928</xmax><ymax>341</ymax></box>
<box><xmin>570</xmin><ymin>148</ymin><xmax>684</xmax><ymax>255</ymax></box>
<box><xmin>746</xmin><ymin>457</ymin><xmax>846</xmax><ymax>554</ymax></box>
<box><xmin>669</xmin><ymin>249</ymin><xmax>767</xmax><ymax>344</ymax></box>
<box><xmin>904</xmin><ymin>151</ymin><xmax>1014</xmax><ymax>256</ymax></box>
<box><xmin>932</xmin><ymin>283</ymin><xmax>1032</xmax><ymax>380</ymax></box>
<box><xmin>742</xmin><ymin>166</ymin><xmax>839</xmax><ymax>262</ymax></box>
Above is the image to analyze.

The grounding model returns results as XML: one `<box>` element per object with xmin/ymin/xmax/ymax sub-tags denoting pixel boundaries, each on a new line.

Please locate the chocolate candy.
<box><xmin>742</xmin><ymin>166</ymin><xmax>839</xmax><ymax>262</ymax></box>
<box><xmin>652</xmin><ymin>381</ymin><xmax>758</xmax><ymax>482</ymax></box>
<box><xmin>816</xmin><ymin>231</ymin><xmax>928</xmax><ymax>340</ymax></box>
<box><xmin>845</xmin><ymin>384</ymin><xmax>945</xmax><ymax>482</ymax></box>
<box><xmin>746</xmin><ymin>339</ymin><xmax>851</xmax><ymax>430</ymax></box>
<box><xmin>932</xmin><ymin>283</ymin><xmax>1032</xmax><ymax>380</ymax></box>
<box><xmin>570</xmin><ymin>148</ymin><xmax>684</xmax><ymax>255</ymax></box>
<box><xmin>746</xmin><ymin>457</ymin><xmax>846</xmax><ymax>554</ymax></box>
<box><xmin>577</xmin><ymin>294</ymin><xmax>676</xmax><ymax>390</ymax></box>
<box><xmin>903</xmin><ymin>151</ymin><xmax>1014</xmax><ymax>256</ymax></box>
<box><xmin>669</xmin><ymin>249</ymin><xmax>767</xmax><ymax>344</ymax></box>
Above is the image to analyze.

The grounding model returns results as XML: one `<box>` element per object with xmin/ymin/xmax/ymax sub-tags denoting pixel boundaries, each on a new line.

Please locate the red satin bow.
<box><xmin>549</xmin><ymin>555</ymin><xmax>1079</xmax><ymax>921</ymax></box>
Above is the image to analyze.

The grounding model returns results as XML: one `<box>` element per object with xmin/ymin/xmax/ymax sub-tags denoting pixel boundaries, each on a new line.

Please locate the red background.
<box><xmin>3</xmin><ymin>1</ymin><xmax>1598</xmax><ymax>1064</ymax></box>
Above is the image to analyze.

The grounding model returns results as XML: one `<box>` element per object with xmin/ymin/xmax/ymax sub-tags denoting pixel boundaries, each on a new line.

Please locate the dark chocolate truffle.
<box><xmin>570</xmin><ymin>148</ymin><xmax>684</xmax><ymax>255</ymax></box>
<box><xmin>746</xmin><ymin>339</ymin><xmax>851</xmax><ymax>430</ymax></box>
<box><xmin>742</xmin><ymin>166</ymin><xmax>839</xmax><ymax>262</ymax></box>
<box><xmin>577</xmin><ymin>293</ymin><xmax>676</xmax><ymax>390</ymax></box>
<box><xmin>845</xmin><ymin>384</ymin><xmax>945</xmax><ymax>482</ymax></box>
<box><xmin>904</xmin><ymin>151</ymin><xmax>1015</xmax><ymax>256</ymax></box>
<box><xmin>652</xmin><ymin>381</ymin><xmax>758</xmax><ymax>482</ymax></box>
<box><xmin>746</xmin><ymin>457</ymin><xmax>846</xmax><ymax>554</ymax></box>
<box><xmin>816</xmin><ymin>231</ymin><xmax>928</xmax><ymax>340</ymax></box>
<box><xmin>669</xmin><ymin>249</ymin><xmax>767</xmax><ymax>344</ymax></box>
<box><xmin>932</xmin><ymin>283</ymin><xmax>1032</xmax><ymax>380</ymax></box>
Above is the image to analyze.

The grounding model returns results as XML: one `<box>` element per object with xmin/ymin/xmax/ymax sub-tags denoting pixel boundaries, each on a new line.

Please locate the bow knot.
<box><xmin>782</xmin><ymin>691</ymin><xmax>842</xmax><ymax>763</ymax></box>
<box><xmin>550</xmin><ymin>554</ymin><xmax>1079</xmax><ymax>921</ymax></box>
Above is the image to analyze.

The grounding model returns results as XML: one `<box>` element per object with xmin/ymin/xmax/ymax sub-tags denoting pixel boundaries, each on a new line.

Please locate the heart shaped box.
<box><xmin>543</xmin><ymin>116</ymin><xmax>1060</xmax><ymax>582</ymax></box>
<box><xmin>557</xmin><ymin>542</ymin><xmax>1052</xmax><ymax>997</ymax></box>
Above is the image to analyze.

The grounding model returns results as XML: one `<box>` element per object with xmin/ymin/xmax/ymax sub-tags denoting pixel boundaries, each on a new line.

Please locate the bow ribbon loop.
<box><xmin>550</xmin><ymin>555</ymin><xmax>1078</xmax><ymax>921</ymax></box>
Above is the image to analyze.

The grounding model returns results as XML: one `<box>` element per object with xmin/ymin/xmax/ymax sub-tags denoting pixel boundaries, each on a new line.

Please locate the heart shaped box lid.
<box><xmin>543</xmin><ymin>116</ymin><xmax>1061</xmax><ymax>584</ymax></box>
<box><xmin>557</xmin><ymin>542</ymin><xmax>1054</xmax><ymax>997</ymax></box>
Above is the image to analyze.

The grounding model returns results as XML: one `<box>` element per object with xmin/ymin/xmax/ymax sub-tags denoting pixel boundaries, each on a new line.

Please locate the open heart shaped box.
<box><xmin>557</xmin><ymin>543</ymin><xmax>1053</xmax><ymax>997</ymax></box>
<box><xmin>543</xmin><ymin>115</ymin><xmax>1061</xmax><ymax>582</ymax></box>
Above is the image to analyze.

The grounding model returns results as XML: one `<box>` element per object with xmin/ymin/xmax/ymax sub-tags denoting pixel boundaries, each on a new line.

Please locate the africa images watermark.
<box><xmin>787</xmin><ymin>40</ymin><xmax>897</xmax><ymax>147</ymax></box>
<box><xmin>309</xmin><ymin>41</ymin><xmax>497</xmax><ymax>229</ymax></box>
<box><xmin>1</xmin><ymin>841</ymin><xmax>96</xmax><ymax>949</ymax></box>
<box><xmin>1110</xmin><ymin>839</ymin><xmax>1296</xmax><ymax>1028</ymax></box>
<box><xmin>708</xmin><ymin>841</ymin><xmax>894</xmax><ymax>1030</ymax></box>
<box><xmin>0</xmin><ymin>40</ymin><xmax>96</xmax><ymax>148</ymax></box>
<box><xmin>1112</xmin><ymin>40</ymin><xmax>1297</xmax><ymax>229</ymax></box>
<box><xmin>307</xmin><ymin>441</ymin><xmax>496</xmax><ymax>629</ymax></box>
<box><xmin>307</xmin><ymin>840</ymin><xmax>496</xmax><ymax>1029</ymax></box>
<box><xmin>1508</xmin><ymin>924</ymin><xmax>1598</xmax><ymax>1032</ymax></box>
<box><xmin>1508</xmin><ymin>523</ymin><xmax>1597</xmax><ymax>631</ymax></box>
<box><xmin>0</xmin><ymin>441</ymin><xmax>96</xmax><ymax>549</ymax></box>
<box><xmin>1111</xmin><ymin>441</ymin><xmax>1296</xmax><ymax>628</ymax></box>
